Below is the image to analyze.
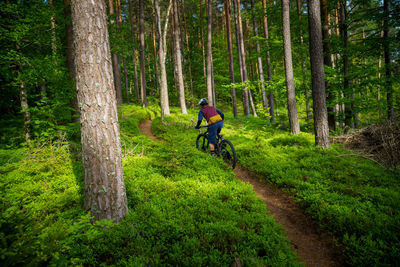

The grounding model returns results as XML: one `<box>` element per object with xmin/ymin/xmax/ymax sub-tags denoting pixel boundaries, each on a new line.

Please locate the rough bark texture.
<box><xmin>235</xmin><ymin>0</ymin><xmax>250</xmax><ymax>116</ymax></box>
<box><xmin>172</xmin><ymin>0</ymin><xmax>187</xmax><ymax>114</ymax></box>
<box><xmin>64</xmin><ymin>0</ymin><xmax>79</xmax><ymax>122</ymax></box>
<box><xmin>206</xmin><ymin>0</ymin><xmax>214</xmax><ymax>106</ymax></box>
<box><xmin>308</xmin><ymin>0</ymin><xmax>330</xmax><ymax>148</ymax></box>
<box><xmin>282</xmin><ymin>0</ymin><xmax>300</xmax><ymax>134</ymax></box>
<box><xmin>384</xmin><ymin>0</ymin><xmax>393</xmax><ymax>121</ymax></box>
<box><xmin>122</xmin><ymin>57</ymin><xmax>129</xmax><ymax>103</ymax></box>
<box><xmin>321</xmin><ymin>0</ymin><xmax>335</xmax><ymax>131</ymax></box>
<box><xmin>139</xmin><ymin>0</ymin><xmax>147</xmax><ymax>107</ymax></box>
<box><xmin>128</xmin><ymin>0</ymin><xmax>140</xmax><ymax>102</ymax></box>
<box><xmin>154</xmin><ymin>0</ymin><xmax>172</xmax><ymax>120</ymax></box>
<box><xmin>224</xmin><ymin>0</ymin><xmax>238</xmax><ymax>118</ymax></box>
<box><xmin>262</xmin><ymin>0</ymin><xmax>275</xmax><ymax>122</ymax></box>
<box><xmin>71</xmin><ymin>0</ymin><xmax>128</xmax><ymax>222</ymax></box>
<box><xmin>109</xmin><ymin>0</ymin><xmax>123</xmax><ymax>106</ymax></box>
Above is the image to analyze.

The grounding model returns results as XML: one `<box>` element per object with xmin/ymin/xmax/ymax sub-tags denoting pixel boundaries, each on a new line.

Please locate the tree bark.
<box><xmin>251</xmin><ymin>0</ymin><xmax>267</xmax><ymax>112</ymax></box>
<box><xmin>282</xmin><ymin>0</ymin><xmax>300</xmax><ymax>134</ymax></box>
<box><xmin>64</xmin><ymin>0</ymin><xmax>79</xmax><ymax>122</ymax></box>
<box><xmin>152</xmin><ymin>22</ymin><xmax>159</xmax><ymax>94</ymax></box>
<box><xmin>321</xmin><ymin>0</ymin><xmax>335</xmax><ymax>131</ymax></box>
<box><xmin>172</xmin><ymin>0</ymin><xmax>187</xmax><ymax>114</ymax></box>
<box><xmin>234</xmin><ymin>0</ymin><xmax>250</xmax><ymax>116</ymax></box>
<box><xmin>128</xmin><ymin>0</ymin><xmax>140</xmax><ymax>103</ymax></box>
<box><xmin>339</xmin><ymin>1</ymin><xmax>352</xmax><ymax>127</ymax></box>
<box><xmin>308</xmin><ymin>0</ymin><xmax>330</xmax><ymax>148</ymax></box>
<box><xmin>384</xmin><ymin>0</ymin><xmax>393</xmax><ymax>121</ymax></box>
<box><xmin>139</xmin><ymin>0</ymin><xmax>147</xmax><ymax>107</ymax></box>
<box><xmin>49</xmin><ymin>0</ymin><xmax>57</xmax><ymax>64</ymax></box>
<box><xmin>262</xmin><ymin>0</ymin><xmax>275</xmax><ymax>122</ymax></box>
<box><xmin>200</xmin><ymin>1</ymin><xmax>207</xmax><ymax>85</ymax></box>
<box><xmin>224</xmin><ymin>0</ymin><xmax>238</xmax><ymax>118</ymax></box>
<box><xmin>154</xmin><ymin>0</ymin><xmax>172</xmax><ymax>120</ymax></box>
<box><xmin>206</xmin><ymin>0</ymin><xmax>214</xmax><ymax>106</ymax></box>
<box><xmin>71</xmin><ymin>0</ymin><xmax>128</xmax><ymax>222</ymax></box>
<box><xmin>109</xmin><ymin>0</ymin><xmax>123</xmax><ymax>106</ymax></box>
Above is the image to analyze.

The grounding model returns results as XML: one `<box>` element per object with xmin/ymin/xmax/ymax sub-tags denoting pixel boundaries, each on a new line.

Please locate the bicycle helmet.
<box><xmin>198</xmin><ymin>98</ymin><xmax>208</xmax><ymax>106</ymax></box>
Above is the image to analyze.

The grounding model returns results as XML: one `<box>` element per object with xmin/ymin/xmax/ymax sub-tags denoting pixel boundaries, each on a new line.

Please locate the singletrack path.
<box><xmin>139</xmin><ymin>120</ymin><xmax>343</xmax><ymax>267</ymax></box>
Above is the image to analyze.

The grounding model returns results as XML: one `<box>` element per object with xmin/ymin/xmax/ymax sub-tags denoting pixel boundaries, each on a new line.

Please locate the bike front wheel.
<box><xmin>219</xmin><ymin>139</ymin><xmax>237</xmax><ymax>169</ymax></box>
<box><xmin>196</xmin><ymin>133</ymin><xmax>209</xmax><ymax>152</ymax></box>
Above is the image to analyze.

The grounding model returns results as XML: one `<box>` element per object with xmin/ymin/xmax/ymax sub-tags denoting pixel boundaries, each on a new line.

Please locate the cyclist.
<box><xmin>195</xmin><ymin>98</ymin><xmax>224</xmax><ymax>156</ymax></box>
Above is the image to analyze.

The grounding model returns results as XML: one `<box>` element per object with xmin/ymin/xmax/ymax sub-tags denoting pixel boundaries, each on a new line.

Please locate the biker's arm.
<box><xmin>196</xmin><ymin>110</ymin><xmax>203</xmax><ymax>129</ymax></box>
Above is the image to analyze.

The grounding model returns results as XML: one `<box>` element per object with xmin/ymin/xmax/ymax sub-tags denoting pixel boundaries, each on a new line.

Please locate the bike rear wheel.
<box><xmin>196</xmin><ymin>134</ymin><xmax>209</xmax><ymax>152</ymax></box>
<box><xmin>219</xmin><ymin>139</ymin><xmax>237</xmax><ymax>169</ymax></box>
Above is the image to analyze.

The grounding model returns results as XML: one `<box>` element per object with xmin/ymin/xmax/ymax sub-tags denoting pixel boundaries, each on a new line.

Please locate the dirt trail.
<box><xmin>139</xmin><ymin>120</ymin><xmax>343</xmax><ymax>267</ymax></box>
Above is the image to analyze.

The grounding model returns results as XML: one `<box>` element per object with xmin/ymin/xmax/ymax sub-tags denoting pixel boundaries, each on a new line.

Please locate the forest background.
<box><xmin>0</xmin><ymin>0</ymin><xmax>399</xmax><ymax>266</ymax></box>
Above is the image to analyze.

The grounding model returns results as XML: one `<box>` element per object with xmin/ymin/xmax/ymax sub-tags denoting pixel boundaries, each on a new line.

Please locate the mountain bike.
<box><xmin>196</xmin><ymin>126</ymin><xmax>237</xmax><ymax>169</ymax></box>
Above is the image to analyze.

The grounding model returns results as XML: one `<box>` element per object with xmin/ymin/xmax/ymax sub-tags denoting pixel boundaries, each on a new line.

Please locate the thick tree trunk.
<box><xmin>321</xmin><ymin>0</ymin><xmax>335</xmax><ymax>131</ymax></box>
<box><xmin>64</xmin><ymin>0</ymin><xmax>79</xmax><ymax>122</ymax></box>
<box><xmin>384</xmin><ymin>0</ymin><xmax>393</xmax><ymax>121</ymax></box>
<box><xmin>206</xmin><ymin>0</ymin><xmax>214</xmax><ymax>106</ymax></box>
<box><xmin>262</xmin><ymin>0</ymin><xmax>275</xmax><ymax>122</ymax></box>
<box><xmin>109</xmin><ymin>0</ymin><xmax>123</xmax><ymax>106</ymax></box>
<box><xmin>172</xmin><ymin>0</ymin><xmax>187</xmax><ymax>114</ymax></box>
<box><xmin>71</xmin><ymin>0</ymin><xmax>128</xmax><ymax>222</ymax></box>
<box><xmin>308</xmin><ymin>0</ymin><xmax>330</xmax><ymax>148</ymax></box>
<box><xmin>251</xmin><ymin>0</ymin><xmax>267</xmax><ymax>112</ymax></box>
<box><xmin>282</xmin><ymin>0</ymin><xmax>300</xmax><ymax>134</ymax></box>
<box><xmin>154</xmin><ymin>0</ymin><xmax>172</xmax><ymax>120</ymax></box>
<box><xmin>128</xmin><ymin>0</ymin><xmax>140</xmax><ymax>102</ymax></box>
<box><xmin>224</xmin><ymin>0</ymin><xmax>238</xmax><ymax>118</ymax></box>
<box><xmin>234</xmin><ymin>0</ymin><xmax>250</xmax><ymax>116</ymax></box>
<box><xmin>139</xmin><ymin>0</ymin><xmax>147</xmax><ymax>107</ymax></box>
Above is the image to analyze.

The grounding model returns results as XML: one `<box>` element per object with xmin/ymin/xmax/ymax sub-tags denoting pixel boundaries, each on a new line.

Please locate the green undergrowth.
<box><xmin>220</xmin><ymin>113</ymin><xmax>400</xmax><ymax>266</ymax></box>
<box><xmin>1</xmin><ymin>104</ymin><xmax>299</xmax><ymax>266</ymax></box>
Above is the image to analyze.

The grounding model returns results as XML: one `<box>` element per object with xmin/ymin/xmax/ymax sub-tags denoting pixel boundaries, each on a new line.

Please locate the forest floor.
<box><xmin>139</xmin><ymin>120</ymin><xmax>343</xmax><ymax>267</ymax></box>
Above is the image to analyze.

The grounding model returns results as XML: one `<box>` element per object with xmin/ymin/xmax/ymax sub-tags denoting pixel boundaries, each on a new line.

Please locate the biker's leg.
<box><xmin>208</xmin><ymin>123</ymin><xmax>218</xmax><ymax>155</ymax></box>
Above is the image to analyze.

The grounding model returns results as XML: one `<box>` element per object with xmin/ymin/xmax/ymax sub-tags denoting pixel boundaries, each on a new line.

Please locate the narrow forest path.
<box><xmin>139</xmin><ymin>120</ymin><xmax>343</xmax><ymax>267</ymax></box>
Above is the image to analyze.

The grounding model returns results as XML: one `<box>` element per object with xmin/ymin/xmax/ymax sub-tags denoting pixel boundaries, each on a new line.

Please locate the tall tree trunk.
<box><xmin>49</xmin><ymin>0</ymin><xmax>57</xmax><ymax>64</ymax></box>
<box><xmin>139</xmin><ymin>0</ymin><xmax>147</xmax><ymax>107</ymax></box>
<box><xmin>109</xmin><ymin>0</ymin><xmax>123</xmax><ymax>106</ymax></box>
<box><xmin>123</xmin><ymin>58</ymin><xmax>129</xmax><ymax>103</ymax></box>
<box><xmin>282</xmin><ymin>0</ymin><xmax>300</xmax><ymax>134</ymax></box>
<box><xmin>308</xmin><ymin>0</ymin><xmax>330</xmax><ymax>148</ymax></box>
<box><xmin>321</xmin><ymin>0</ymin><xmax>335</xmax><ymax>131</ymax></box>
<box><xmin>172</xmin><ymin>0</ymin><xmax>187</xmax><ymax>114</ymax></box>
<box><xmin>71</xmin><ymin>0</ymin><xmax>128</xmax><ymax>223</ymax></box>
<box><xmin>296</xmin><ymin>0</ymin><xmax>312</xmax><ymax>124</ymax></box>
<box><xmin>128</xmin><ymin>0</ymin><xmax>140</xmax><ymax>103</ymax></box>
<box><xmin>262</xmin><ymin>0</ymin><xmax>275</xmax><ymax>122</ymax></box>
<box><xmin>154</xmin><ymin>0</ymin><xmax>172</xmax><ymax>120</ymax></box>
<box><xmin>200</xmin><ymin>1</ymin><xmax>207</xmax><ymax>85</ymax></box>
<box><xmin>182</xmin><ymin>0</ymin><xmax>194</xmax><ymax>102</ymax></box>
<box><xmin>339</xmin><ymin>1</ymin><xmax>352</xmax><ymax>127</ymax></box>
<box><xmin>384</xmin><ymin>0</ymin><xmax>393</xmax><ymax>121</ymax></box>
<box><xmin>152</xmin><ymin>22</ymin><xmax>159</xmax><ymax>94</ymax></box>
<box><xmin>64</xmin><ymin>0</ymin><xmax>79</xmax><ymax>122</ymax></box>
<box><xmin>206</xmin><ymin>0</ymin><xmax>214</xmax><ymax>106</ymax></box>
<box><xmin>20</xmin><ymin>81</ymin><xmax>31</xmax><ymax>145</ymax></box>
<box><xmin>234</xmin><ymin>0</ymin><xmax>250</xmax><ymax>116</ymax></box>
<box><xmin>224</xmin><ymin>0</ymin><xmax>238</xmax><ymax>118</ymax></box>
<box><xmin>251</xmin><ymin>0</ymin><xmax>267</xmax><ymax>112</ymax></box>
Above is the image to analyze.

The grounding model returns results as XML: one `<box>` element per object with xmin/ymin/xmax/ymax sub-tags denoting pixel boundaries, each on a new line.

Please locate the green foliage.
<box><xmin>226</xmin><ymin>114</ymin><xmax>400</xmax><ymax>266</ymax></box>
<box><xmin>0</xmin><ymin>105</ymin><xmax>299</xmax><ymax>266</ymax></box>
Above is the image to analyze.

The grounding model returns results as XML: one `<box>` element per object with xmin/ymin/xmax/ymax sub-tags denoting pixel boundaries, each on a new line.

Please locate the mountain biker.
<box><xmin>195</xmin><ymin>98</ymin><xmax>224</xmax><ymax>156</ymax></box>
